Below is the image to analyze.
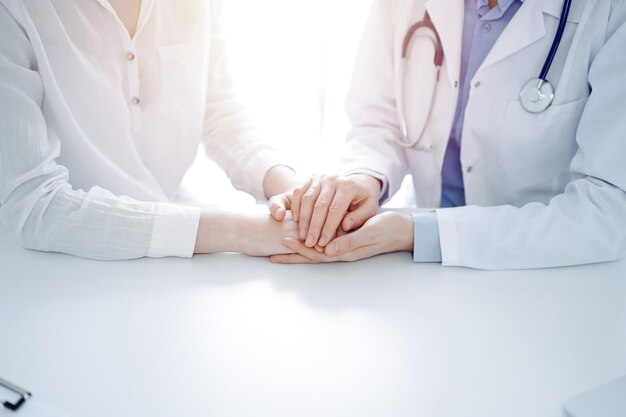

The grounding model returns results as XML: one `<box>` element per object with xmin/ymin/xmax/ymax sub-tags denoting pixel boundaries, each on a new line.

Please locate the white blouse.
<box><xmin>0</xmin><ymin>0</ymin><xmax>282</xmax><ymax>260</ymax></box>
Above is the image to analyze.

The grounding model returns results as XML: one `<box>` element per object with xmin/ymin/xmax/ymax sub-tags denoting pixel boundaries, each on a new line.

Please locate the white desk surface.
<box><xmin>1</xmin><ymin>230</ymin><xmax>625</xmax><ymax>417</ymax></box>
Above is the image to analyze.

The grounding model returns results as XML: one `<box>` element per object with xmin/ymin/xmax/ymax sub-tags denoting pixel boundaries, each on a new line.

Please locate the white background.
<box><xmin>180</xmin><ymin>0</ymin><xmax>373</xmax><ymax>205</ymax></box>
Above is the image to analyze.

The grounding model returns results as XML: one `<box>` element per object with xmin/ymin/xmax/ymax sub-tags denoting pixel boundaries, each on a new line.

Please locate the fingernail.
<box><xmin>347</xmin><ymin>219</ymin><xmax>354</xmax><ymax>230</ymax></box>
<box><xmin>299</xmin><ymin>228</ymin><xmax>306</xmax><ymax>240</ymax></box>
<box><xmin>305</xmin><ymin>234</ymin><xmax>315</xmax><ymax>247</ymax></box>
<box><xmin>329</xmin><ymin>242</ymin><xmax>340</xmax><ymax>255</ymax></box>
<box><xmin>318</xmin><ymin>235</ymin><xmax>327</xmax><ymax>246</ymax></box>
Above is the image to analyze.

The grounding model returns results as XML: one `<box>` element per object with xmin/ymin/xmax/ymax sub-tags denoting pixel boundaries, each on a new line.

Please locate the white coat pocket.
<box><xmin>499</xmin><ymin>97</ymin><xmax>588</xmax><ymax>186</ymax></box>
<box><xmin>159</xmin><ymin>42</ymin><xmax>206</xmax><ymax>123</ymax></box>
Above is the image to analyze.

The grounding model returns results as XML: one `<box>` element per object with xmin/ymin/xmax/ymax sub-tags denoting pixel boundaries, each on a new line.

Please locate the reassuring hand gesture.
<box><xmin>269</xmin><ymin>211</ymin><xmax>414</xmax><ymax>264</ymax></box>
<box><xmin>268</xmin><ymin>173</ymin><xmax>382</xmax><ymax>250</ymax></box>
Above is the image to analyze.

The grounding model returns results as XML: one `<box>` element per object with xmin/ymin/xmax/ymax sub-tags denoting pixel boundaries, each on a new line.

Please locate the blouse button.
<box><xmin>131</xmin><ymin>97</ymin><xmax>140</xmax><ymax>105</ymax></box>
<box><xmin>126</xmin><ymin>52</ymin><xmax>136</xmax><ymax>61</ymax></box>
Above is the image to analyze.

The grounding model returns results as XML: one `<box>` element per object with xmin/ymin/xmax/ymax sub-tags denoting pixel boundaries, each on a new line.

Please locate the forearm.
<box><xmin>0</xmin><ymin>182</ymin><xmax>199</xmax><ymax>261</ymax></box>
<box><xmin>437</xmin><ymin>178</ymin><xmax>626</xmax><ymax>269</ymax></box>
<box><xmin>194</xmin><ymin>208</ymin><xmax>244</xmax><ymax>254</ymax></box>
<box><xmin>194</xmin><ymin>206</ymin><xmax>299</xmax><ymax>256</ymax></box>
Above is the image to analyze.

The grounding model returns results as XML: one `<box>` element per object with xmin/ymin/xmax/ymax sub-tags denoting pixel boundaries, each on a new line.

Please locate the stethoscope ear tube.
<box><xmin>401</xmin><ymin>12</ymin><xmax>443</xmax><ymax>66</ymax></box>
<box><xmin>397</xmin><ymin>11</ymin><xmax>444</xmax><ymax>147</ymax></box>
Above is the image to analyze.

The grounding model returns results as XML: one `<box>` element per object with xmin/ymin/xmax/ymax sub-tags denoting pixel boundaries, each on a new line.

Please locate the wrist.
<box><xmin>263</xmin><ymin>165</ymin><xmax>300</xmax><ymax>199</ymax></box>
<box><xmin>194</xmin><ymin>209</ymin><xmax>249</xmax><ymax>254</ymax></box>
<box><xmin>394</xmin><ymin>212</ymin><xmax>414</xmax><ymax>252</ymax></box>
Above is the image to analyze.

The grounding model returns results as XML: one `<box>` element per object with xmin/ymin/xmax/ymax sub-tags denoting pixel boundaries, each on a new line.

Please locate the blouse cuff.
<box><xmin>148</xmin><ymin>203</ymin><xmax>201</xmax><ymax>258</ymax></box>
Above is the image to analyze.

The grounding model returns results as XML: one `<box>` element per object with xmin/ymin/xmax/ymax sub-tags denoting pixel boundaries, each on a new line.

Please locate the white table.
<box><xmin>1</xmin><ymin>229</ymin><xmax>625</xmax><ymax>417</ymax></box>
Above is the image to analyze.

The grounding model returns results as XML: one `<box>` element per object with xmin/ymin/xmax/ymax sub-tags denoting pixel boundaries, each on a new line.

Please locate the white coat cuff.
<box><xmin>412</xmin><ymin>212</ymin><xmax>442</xmax><ymax>263</ymax></box>
<box><xmin>148</xmin><ymin>203</ymin><xmax>201</xmax><ymax>258</ymax></box>
<box><xmin>435</xmin><ymin>208</ymin><xmax>460</xmax><ymax>266</ymax></box>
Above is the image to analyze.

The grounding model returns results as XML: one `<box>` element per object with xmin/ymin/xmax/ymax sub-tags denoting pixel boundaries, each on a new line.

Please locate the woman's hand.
<box><xmin>240</xmin><ymin>210</ymin><xmax>300</xmax><ymax>257</ymax></box>
<box><xmin>268</xmin><ymin>174</ymin><xmax>382</xmax><ymax>249</ymax></box>
<box><xmin>194</xmin><ymin>207</ymin><xmax>299</xmax><ymax>257</ymax></box>
<box><xmin>269</xmin><ymin>211</ymin><xmax>413</xmax><ymax>264</ymax></box>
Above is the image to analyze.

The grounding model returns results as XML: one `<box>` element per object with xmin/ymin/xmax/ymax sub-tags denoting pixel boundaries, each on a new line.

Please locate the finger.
<box><xmin>305</xmin><ymin>184</ymin><xmax>337</xmax><ymax>247</ymax></box>
<box><xmin>315</xmin><ymin>227</ymin><xmax>336</xmax><ymax>252</ymax></box>
<box><xmin>342</xmin><ymin>202</ymin><xmax>377</xmax><ymax>232</ymax></box>
<box><xmin>298</xmin><ymin>180</ymin><xmax>322</xmax><ymax>241</ymax></box>
<box><xmin>291</xmin><ymin>178</ymin><xmax>312</xmax><ymax>223</ymax></box>
<box><xmin>317</xmin><ymin>191</ymin><xmax>354</xmax><ymax>247</ymax></box>
<box><xmin>281</xmin><ymin>238</ymin><xmax>330</xmax><ymax>263</ymax></box>
<box><xmin>325</xmin><ymin>227</ymin><xmax>373</xmax><ymax>257</ymax></box>
<box><xmin>270</xmin><ymin>254</ymin><xmax>315</xmax><ymax>264</ymax></box>
<box><xmin>268</xmin><ymin>194</ymin><xmax>290</xmax><ymax>221</ymax></box>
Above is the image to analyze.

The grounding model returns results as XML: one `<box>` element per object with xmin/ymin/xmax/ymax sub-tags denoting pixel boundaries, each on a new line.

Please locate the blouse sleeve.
<box><xmin>0</xmin><ymin>4</ymin><xmax>200</xmax><ymax>261</ymax></box>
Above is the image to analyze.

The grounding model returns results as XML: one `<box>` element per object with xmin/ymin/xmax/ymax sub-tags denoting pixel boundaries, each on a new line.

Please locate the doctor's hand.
<box><xmin>268</xmin><ymin>174</ymin><xmax>382</xmax><ymax>250</ymax></box>
<box><xmin>269</xmin><ymin>211</ymin><xmax>413</xmax><ymax>264</ymax></box>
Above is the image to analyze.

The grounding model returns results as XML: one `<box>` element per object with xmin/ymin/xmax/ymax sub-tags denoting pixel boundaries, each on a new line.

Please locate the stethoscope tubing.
<box><xmin>398</xmin><ymin>11</ymin><xmax>443</xmax><ymax>148</ymax></box>
<box><xmin>396</xmin><ymin>0</ymin><xmax>572</xmax><ymax>146</ymax></box>
<box><xmin>539</xmin><ymin>0</ymin><xmax>572</xmax><ymax>81</ymax></box>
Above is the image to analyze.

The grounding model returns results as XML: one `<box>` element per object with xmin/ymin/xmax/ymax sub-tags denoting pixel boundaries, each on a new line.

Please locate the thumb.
<box><xmin>269</xmin><ymin>194</ymin><xmax>291</xmax><ymax>221</ymax></box>
<box><xmin>324</xmin><ymin>227</ymin><xmax>372</xmax><ymax>257</ymax></box>
<box><xmin>341</xmin><ymin>203</ymin><xmax>377</xmax><ymax>232</ymax></box>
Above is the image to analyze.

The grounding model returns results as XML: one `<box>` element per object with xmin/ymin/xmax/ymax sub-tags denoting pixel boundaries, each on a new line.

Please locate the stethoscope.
<box><xmin>397</xmin><ymin>0</ymin><xmax>573</xmax><ymax>147</ymax></box>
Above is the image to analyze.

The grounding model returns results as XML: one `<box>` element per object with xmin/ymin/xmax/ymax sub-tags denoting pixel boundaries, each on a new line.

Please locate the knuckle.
<box><xmin>314</xmin><ymin>199</ymin><xmax>329</xmax><ymax>209</ymax></box>
<box><xmin>306</xmin><ymin>185</ymin><xmax>319</xmax><ymax>194</ymax></box>
<box><xmin>328</xmin><ymin>204</ymin><xmax>343</xmax><ymax>214</ymax></box>
<box><xmin>338</xmin><ymin>177</ymin><xmax>357</xmax><ymax>191</ymax></box>
<box><xmin>343</xmin><ymin>176</ymin><xmax>357</xmax><ymax>186</ymax></box>
<box><xmin>323</xmin><ymin>174</ymin><xmax>339</xmax><ymax>184</ymax></box>
<box><xmin>347</xmin><ymin>235</ymin><xmax>359</xmax><ymax>251</ymax></box>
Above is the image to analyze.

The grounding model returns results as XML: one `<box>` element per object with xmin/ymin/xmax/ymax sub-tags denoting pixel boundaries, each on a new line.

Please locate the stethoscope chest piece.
<box><xmin>520</xmin><ymin>78</ymin><xmax>555</xmax><ymax>113</ymax></box>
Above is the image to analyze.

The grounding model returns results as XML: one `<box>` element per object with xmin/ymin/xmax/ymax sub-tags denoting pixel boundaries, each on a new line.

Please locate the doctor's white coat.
<box><xmin>340</xmin><ymin>0</ymin><xmax>626</xmax><ymax>269</ymax></box>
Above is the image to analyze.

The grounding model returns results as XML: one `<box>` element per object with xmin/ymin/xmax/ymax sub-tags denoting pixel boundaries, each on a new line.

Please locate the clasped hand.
<box><xmin>269</xmin><ymin>174</ymin><xmax>414</xmax><ymax>263</ymax></box>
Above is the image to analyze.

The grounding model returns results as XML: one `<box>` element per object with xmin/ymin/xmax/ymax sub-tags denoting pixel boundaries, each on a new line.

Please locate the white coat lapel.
<box><xmin>479</xmin><ymin>0</ymin><xmax>586</xmax><ymax>72</ymax></box>
<box><xmin>479</xmin><ymin>0</ymin><xmax>546</xmax><ymax>71</ymax></box>
<box><xmin>425</xmin><ymin>0</ymin><xmax>465</xmax><ymax>85</ymax></box>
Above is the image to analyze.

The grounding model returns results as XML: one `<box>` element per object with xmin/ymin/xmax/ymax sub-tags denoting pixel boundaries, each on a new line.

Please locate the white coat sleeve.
<box><xmin>436</xmin><ymin>4</ymin><xmax>626</xmax><ymax>270</ymax></box>
<box><xmin>338</xmin><ymin>0</ymin><xmax>410</xmax><ymax>200</ymax></box>
<box><xmin>0</xmin><ymin>5</ymin><xmax>200</xmax><ymax>261</ymax></box>
<box><xmin>202</xmin><ymin>0</ymin><xmax>284</xmax><ymax>201</ymax></box>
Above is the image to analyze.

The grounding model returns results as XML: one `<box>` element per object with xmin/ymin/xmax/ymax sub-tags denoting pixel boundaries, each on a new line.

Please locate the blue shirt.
<box><xmin>413</xmin><ymin>0</ymin><xmax>523</xmax><ymax>262</ymax></box>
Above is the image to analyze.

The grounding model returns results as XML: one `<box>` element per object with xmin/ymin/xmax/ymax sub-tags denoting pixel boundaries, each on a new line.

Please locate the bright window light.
<box><xmin>181</xmin><ymin>1</ymin><xmax>372</xmax><ymax>205</ymax></box>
